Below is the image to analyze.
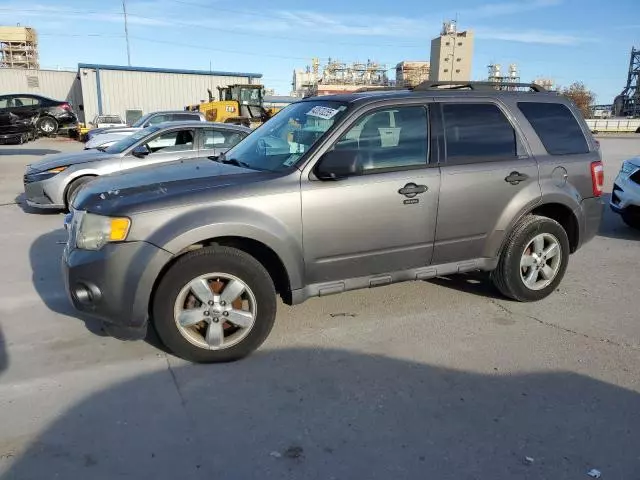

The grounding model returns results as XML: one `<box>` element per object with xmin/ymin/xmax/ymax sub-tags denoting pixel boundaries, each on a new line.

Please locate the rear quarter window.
<box><xmin>517</xmin><ymin>102</ymin><xmax>589</xmax><ymax>155</ymax></box>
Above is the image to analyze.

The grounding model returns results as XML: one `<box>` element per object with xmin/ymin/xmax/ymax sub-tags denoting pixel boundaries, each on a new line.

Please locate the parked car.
<box><xmin>610</xmin><ymin>157</ymin><xmax>640</xmax><ymax>229</ymax></box>
<box><xmin>84</xmin><ymin>110</ymin><xmax>207</xmax><ymax>148</ymax></box>
<box><xmin>0</xmin><ymin>93</ymin><xmax>77</xmax><ymax>135</ymax></box>
<box><xmin>0</xmin><ymin>111</ymin><xmax>38</xmax><ymax>145</ymax></box>
<box><xmin>76</xmin><ymin>115</ymin><xmax>128</xmax><ymax>141</ymax></box>
<box><xmin>23</xmin><ymin>121</ymin><xmax>249</xmax><ymax>210</ymax></box>
<box><xmin>63</xmin><ymin>82</ymin><xmax>604</xmax><ymax>363</ymax></box>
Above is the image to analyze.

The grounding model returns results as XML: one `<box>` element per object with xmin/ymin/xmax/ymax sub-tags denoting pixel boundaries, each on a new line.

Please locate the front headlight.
<box><xmin>76</xmin><ymin>213</ymin><xmax>131</xmax><ymax>250</ymax></box>
<box><xmin>620</xmin><ymin>161</ymin><xmax>638</xmax><ymax>175</ymax></box>
<box><xmin>28</xmin><ymin>166</ymin><xmax>68</xmax><ymax>181</ymax></box>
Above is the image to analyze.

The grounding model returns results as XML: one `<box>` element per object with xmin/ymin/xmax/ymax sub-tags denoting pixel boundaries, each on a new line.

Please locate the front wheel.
<box><xmin>152</xmin><ymin>246</ymin><xmax>277</xmax><ymax>363</ymax></box>
<box><xmin>622</xmin><ymin>211</ymin><xmax>640</xmax><ymax>230</ymax></box>
<box><xmin>492</xmin><ymin>215</ymin><xmax>570</xmax><ymax>302</ymax></box>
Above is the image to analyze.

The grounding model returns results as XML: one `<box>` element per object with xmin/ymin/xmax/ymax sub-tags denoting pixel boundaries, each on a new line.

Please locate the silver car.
<box><xmin>610</xmin><ymin>156</ymin><xmax>640</xmax><ymax>229</ymax></box>
<box><xmin>84</xmin><ymin>110</ymin><xmax>207</xmax><ymax>149</ymax></box>
<box><xmin>23</xmin><ymin>121</ymin><xmax>250</xmax><ymax>210</ymax></box>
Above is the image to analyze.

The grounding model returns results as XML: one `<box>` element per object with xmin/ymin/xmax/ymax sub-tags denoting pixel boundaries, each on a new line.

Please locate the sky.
<box><xmin>1</xmin><ymin>0</ymin><xmax>637</xmax><ymax>103</ymax></box>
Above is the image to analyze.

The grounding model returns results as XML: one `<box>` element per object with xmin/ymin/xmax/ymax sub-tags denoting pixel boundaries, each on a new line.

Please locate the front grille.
<box><xmin>630</xmin><ymin>170</ymin><xmax>640</xmax><ymax>185</ymax></box>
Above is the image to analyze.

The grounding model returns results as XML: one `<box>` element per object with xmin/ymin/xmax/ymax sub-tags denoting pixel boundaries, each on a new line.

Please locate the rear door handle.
<box><xmin>504</xmin><ymin>171</ymin><xmax>529</xmax><ymax>185</ymax></box>
<box><xmin>398</xmin><ymin>183</ymin><xmax>428</xmax><ymax>197</ymax></box>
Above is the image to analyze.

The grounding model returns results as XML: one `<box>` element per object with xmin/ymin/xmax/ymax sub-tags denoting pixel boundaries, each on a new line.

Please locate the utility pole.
<box><xmin>122</xmin><ymin>0</ymin><xmax>131</xmax><ymax>66</ymax></box>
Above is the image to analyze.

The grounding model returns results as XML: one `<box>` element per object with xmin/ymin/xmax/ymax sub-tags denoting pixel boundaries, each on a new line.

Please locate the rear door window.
<box><xmin>202</xmin><ymin>128</ymin><xmax>246</xmax><ymax>149</ymax></box>
<box><xmin>518</xmin><ymin>102</ymin><xmax>589</xmax><ymax>155</ymax></box>
<box><xmin>443</xmin><ymin>103</ymin><xmax>518</xmax><ymax>165</ymax></box>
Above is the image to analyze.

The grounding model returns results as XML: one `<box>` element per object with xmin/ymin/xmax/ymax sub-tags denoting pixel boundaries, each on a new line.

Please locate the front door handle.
<box><xmin>504</xmin><ymin>171</ymin><xmax>529</xmax><ymax>185</ymax></box>
<box><xmin>398</xmin><ymin>183</ymin><xmax>428</xmax><ymax>197</ymax></box>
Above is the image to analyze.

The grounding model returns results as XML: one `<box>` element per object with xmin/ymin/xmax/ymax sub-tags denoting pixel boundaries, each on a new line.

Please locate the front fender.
<box><xmin>134</xmin><ymin>202</ymin><xmax>304</xmax><ymax>291</ymax></box>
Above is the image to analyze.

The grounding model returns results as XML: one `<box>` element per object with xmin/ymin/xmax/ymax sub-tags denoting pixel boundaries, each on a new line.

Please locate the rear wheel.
<box><xmin>37</xmin><ymin>117</ymin><xmax>58</xmax><ymax>135</ymax></box>
<box><xmin>152</xmin><ymin>246</ymin><xmax>277</xmax><ymax>363</ymax></box>
<box><xmin>492</xmin><ymin>215</ymin><xmax>570</xmax><ymax>302</ymax></box>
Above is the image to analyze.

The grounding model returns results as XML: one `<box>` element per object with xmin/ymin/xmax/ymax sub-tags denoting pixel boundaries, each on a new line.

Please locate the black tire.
<box><xmin>622</xmin><ymin>211</ymin><xmax>640</xmax><ymax>230</ymax></box>
<box><xmin>152</xmin><ymin>246</ymin><xmax>277</xmax><ymax>363</ymax></box>
<box><xmin>65</xmin><ymin>176</ymin><xmax>95</xmax><ymax>210</ymax></box>
<box><xmin>37</xmin><ymin>116</ymin><xmax>58</xmax><ymax>136</ymax></box>
<box><xmin>492</xmin><ymin>215</ymin><xmax>570</xmax><ymax>302</ymax></box>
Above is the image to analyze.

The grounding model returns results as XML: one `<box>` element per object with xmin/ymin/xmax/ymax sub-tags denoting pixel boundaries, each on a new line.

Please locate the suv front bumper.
<box><xmin>611</xmin><ymin>170</ymin><xmax>640</xmax><ymax>216</ymax></box>
<box><xmin>62</xmin><ymin>241</ymin><xmax>172</xmax><ymax>330</ymax></box>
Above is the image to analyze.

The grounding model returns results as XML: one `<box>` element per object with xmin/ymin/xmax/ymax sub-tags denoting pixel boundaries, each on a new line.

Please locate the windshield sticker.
<box><xmin>306</xmin><ymin>106</ymin><xmax>340</xmax><ymax>120</ymax></box>
<box><xmin>283</xmin><ymin>154</ymin><xmax>302</xmax><ymax>166</ymax></box>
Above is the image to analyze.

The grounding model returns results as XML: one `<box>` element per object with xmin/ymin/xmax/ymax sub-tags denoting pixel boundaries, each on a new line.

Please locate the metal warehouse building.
<box><xmin>0</xmin><ymin>63</ymin><xmax>262</xmax><ymax>123</ymax></box>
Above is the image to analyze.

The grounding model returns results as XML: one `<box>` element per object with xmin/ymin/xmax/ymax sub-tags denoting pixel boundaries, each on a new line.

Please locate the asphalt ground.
<box><xmin>0</xmin><ymin>136</ymin><xmax>639</xmax><ymax>479</ymax></box>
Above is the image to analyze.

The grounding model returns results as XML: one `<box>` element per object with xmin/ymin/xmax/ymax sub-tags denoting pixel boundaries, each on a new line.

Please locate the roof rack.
<box><xmin>352</xmin><ymin>86</ymin><xmax>402</xmax><ymax>93</ymax></box>
<box><xmin>411</xmin><ymin>81</ymin><xmax>547</xmax><ymax>92</ymax></box>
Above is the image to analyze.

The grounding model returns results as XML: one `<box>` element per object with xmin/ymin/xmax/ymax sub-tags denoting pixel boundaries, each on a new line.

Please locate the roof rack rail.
<box><xmin>352</xmin><ymin>86</ymin><xmax>402</xmax><ymax>93</ymax></box>
<box><xmin>411</xmin><ymin>81</ymin><xmax>547</xmax><ymax>93</ymax></box>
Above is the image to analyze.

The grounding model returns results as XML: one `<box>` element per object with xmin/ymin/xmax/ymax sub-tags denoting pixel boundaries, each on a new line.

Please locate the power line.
<box><xmin>38</xmin><ymin>32</ymin><xmax>124</xmax><ymax>38</ymax></box>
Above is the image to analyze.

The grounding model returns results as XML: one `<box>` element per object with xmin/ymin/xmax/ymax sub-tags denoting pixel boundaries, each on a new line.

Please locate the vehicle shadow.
<box><xmin>597</xmin><ymin>193</ymin><xmax>640</xmax><ymax>241</ymax></box>
<box><xmin>29</xmin><ymin>228</ymin><xmax>107</xmax><ymax>338</ymax></box>
<box><xmin>14</xmin><ymin>193</ymin><xmax>63</xmax><ymax>215</ymax></box>
<box><xmin>0</xmin><ymin>324</ymin><xmax>7</xmax><ymax>377</ymax></box>
<box><xmin>0</xmin><ymin>148</ymin><xmax>60</xmax><ymax>156</ymax></box>
<box><xmin>427</xmin><ymin>271</ymin><xmax>505</xmax><ymax>300</ymax></box>
<box><xmin>2</xmin><ymin>347</ymin><xmax>639</xmax><ymax>479</ymax></box>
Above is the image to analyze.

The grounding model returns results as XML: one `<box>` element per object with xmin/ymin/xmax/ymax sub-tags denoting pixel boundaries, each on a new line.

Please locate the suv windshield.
<box><xmin>221</xmin><ymin>100</ymin><xmax>348</xmax><ymax>172</ymax></box>
<box><xmin>105</xmin><ymin>126</ymin><xmax>161</xmax><ymax>154</ymax></box>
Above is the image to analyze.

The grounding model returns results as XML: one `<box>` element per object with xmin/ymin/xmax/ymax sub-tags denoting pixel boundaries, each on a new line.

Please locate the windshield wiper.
<box><xmin>96</xmin><ymin>145</ymin><xmax>108</xmax><ymax>152</ymax></box>
<box><xmin>208</xmin><ymin>155</ymin><xmax>254</xmax><ymax>170</ymax></box>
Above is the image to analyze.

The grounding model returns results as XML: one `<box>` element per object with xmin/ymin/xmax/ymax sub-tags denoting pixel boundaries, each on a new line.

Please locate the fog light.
<box><xmin>73</xmin><ymin>282</ymin><xmax>101</xmax><ymax>305</ymax></box>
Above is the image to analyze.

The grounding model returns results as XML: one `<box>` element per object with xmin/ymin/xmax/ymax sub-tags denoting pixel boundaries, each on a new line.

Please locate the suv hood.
<box><xmin>73</xmin><ymin>158</ymin><xmax>276</xmax><ymax>215</ymax></box>
<box><xmin>27</xmin><ymin>150</ymin><xmax>114</xmax><ymax>173</ymax></box>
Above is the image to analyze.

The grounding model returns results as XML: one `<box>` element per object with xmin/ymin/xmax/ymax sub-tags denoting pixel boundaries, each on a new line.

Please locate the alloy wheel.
<box><xmin>173</xmin><ymin>273</ymin><xmax>257</xmax><ymax>350</ymax></box>
<box><xmin>519</xmin><ymin>233</ymin><xmax>562</xmax><ymax>290</ymax></box>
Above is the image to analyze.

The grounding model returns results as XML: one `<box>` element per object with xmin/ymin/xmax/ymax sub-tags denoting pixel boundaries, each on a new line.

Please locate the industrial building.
<box><xmin>486</xmin><ymin>63</ymin><xmax>520</xmax><ymax>89</ymax></box>
<box><xmin>395</xmin><ymin>61</ymin><xmax>430</xmax><ymax>88</ymax></box>
<box><xmin>429</xmin><ymin>21</ymin><xmax>474</xmax><ymax>82</ymax></box>
<box><xmin>0</xmin><ymin>63</ymin><xmax>262</xmax><ymax>123</ymax></box>
<box><xmin>291</xmin><ymin>58</ymin><xmax>389</xmax><ymax>97</ymax></box>
<box><xmin>0</xmin><ymin>26</ymin><xmax>39</xmax><ymax>69</ymax></box>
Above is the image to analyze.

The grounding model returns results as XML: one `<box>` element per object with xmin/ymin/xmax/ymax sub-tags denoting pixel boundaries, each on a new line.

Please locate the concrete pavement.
<box><xmin>0</xmin><ymin>137</ymin><xmax>639</xmax><ymax>479</ymax></box>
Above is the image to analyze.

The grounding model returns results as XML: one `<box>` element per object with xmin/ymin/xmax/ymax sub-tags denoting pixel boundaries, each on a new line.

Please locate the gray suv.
<box><xmin>62</xmin><ymin>82</ymin><xmax>604</xmax><ymax>363</ymax></box>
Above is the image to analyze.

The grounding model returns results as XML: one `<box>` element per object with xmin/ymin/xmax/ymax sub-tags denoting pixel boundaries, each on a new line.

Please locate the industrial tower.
<box><xmin>614</xmin><ymin>47</ymin><xmax>639</xmax><ymax>118</ymax></box>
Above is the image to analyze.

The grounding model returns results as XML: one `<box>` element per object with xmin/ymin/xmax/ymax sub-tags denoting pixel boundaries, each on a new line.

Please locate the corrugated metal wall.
<box><xmin>78</xmin><ymin>67</ymin><xmax>251</xmax><ymax>122</ymax></box>
<box><xmin>0</xmin><ymin>68</ymin><xmax>83</xmax><ymax>113</ymax></box>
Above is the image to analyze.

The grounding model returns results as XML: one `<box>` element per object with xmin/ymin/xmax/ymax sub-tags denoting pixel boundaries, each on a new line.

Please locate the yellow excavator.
<box><xmin>185</xmin><ymin>84</ymin><xmax>277</xmax><ymax>128</ymax></box>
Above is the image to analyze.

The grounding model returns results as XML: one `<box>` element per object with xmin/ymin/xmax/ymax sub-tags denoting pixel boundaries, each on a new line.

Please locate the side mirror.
<box><xmin>132</xmin><ymin>144</ymin><xmax>150</xmax><ymax>158</ymax></box>
<box><xmin>315</xmin><ymin>150</ymin><xmax>361</xmax><ymax>180</ymax></box>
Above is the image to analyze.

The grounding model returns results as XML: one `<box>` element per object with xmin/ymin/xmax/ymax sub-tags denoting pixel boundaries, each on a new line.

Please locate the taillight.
<box><xmin>61</xmin><ymin>103</ymin><xmax>71</xmax><ymax>111</ymax></box>
<box><xmin>591</xmin><ymin>161</ymin><xmax>604</xmax><ymax>197</ymax></box>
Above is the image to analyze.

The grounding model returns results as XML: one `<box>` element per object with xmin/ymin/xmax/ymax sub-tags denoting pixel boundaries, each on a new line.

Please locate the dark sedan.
<box><xmin>0</xmin><ymin>93</ymin><xmax>78</xmax><ymax>136</ymax></box>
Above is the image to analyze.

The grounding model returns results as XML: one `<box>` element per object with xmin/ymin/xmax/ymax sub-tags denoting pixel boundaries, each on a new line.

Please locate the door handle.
<box><xmin>504</xmin><ymin>171</ymin><xmax>529</xmax><ymax>185</ymax></box>
<box><xmin>398</xmin><ymin>183</ymin><xmax>428</xmax><ymax>197</ymax></box>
